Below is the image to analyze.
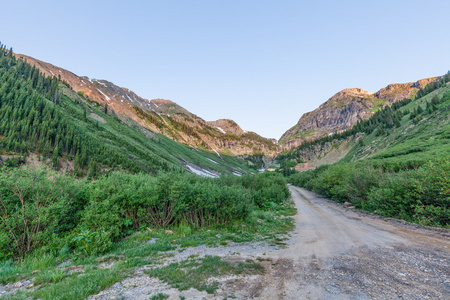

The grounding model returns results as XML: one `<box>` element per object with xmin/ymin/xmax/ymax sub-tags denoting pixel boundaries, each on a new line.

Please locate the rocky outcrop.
<box><xmin>374</xmin><ymin>77</ymin><xmax>436</xmax><ymax>104</ymax></box>
<box><xmin>17</xmin><ymin>54</ymin><xmax>278</xmax><ymax>156</ymax></box>
<box><xmin>280</xmin><ymin>77</ymin><xmax>437</xmax><ymax>149</ymax></box>
<box><xmin>206</xmin><ymin>119</ymin><xmax>246</xmax><ymax>135</ymax></box>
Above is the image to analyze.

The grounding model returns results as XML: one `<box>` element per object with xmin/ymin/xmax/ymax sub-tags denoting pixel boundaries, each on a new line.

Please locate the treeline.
<box><xmin>289</xmin><ymin>158</ymin><xmax>449</xmax><ymax>227</ymax></box>
<box><xmin>133</xmin><ymin>106</ymin><xmax>211</xmax><ymax>150</ymax></box>
<box><xmin>408</xmin><ymin>91</ymin><xmax>449</xmax><ymax>124</ymax></box>
<box><xmin>0</xmin><ymin>169</ymin><xmax>289</xmax><ymax>259</ymax></box>
<box><xmin>133</xmin><ymin>106</ymin><xmax>166</xmax><ymax>129</ymax></box>
<box><xmin>133</xmin><ymin>105</ymin><xmax>277</xmax><ymax>153</ymax></box>
<box><xmin>0</xmin><ymin>45</ymin><xmax>59</xmax><ymax>102</ymax></box>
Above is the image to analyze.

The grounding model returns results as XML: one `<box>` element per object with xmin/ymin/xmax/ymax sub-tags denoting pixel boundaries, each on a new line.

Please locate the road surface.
<box><xmin>236</xmin><ymin>185</ymin><xmax>450</xmax><ymax>299</ymax></box>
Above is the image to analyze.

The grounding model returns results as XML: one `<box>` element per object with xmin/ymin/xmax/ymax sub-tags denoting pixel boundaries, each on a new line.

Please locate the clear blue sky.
<box><xmin>2</xmin><ymin>0</ymin><xmax>449</xmax><ymax>139</ymax></box>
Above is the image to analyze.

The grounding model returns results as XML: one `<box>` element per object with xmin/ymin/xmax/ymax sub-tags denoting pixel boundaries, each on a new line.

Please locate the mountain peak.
<box><xmin>206</xmin><ymin>119</ymin><xmax>245</xmax><ymax>135</ymax></box>
<box><xmin>326</xmin><ymin>88</ymin><xmax>371</xmax><ymax>104</ymax></box>
<box><xmin>151</xmin><ymin>98</ymin><xmax>175</xmax><ymax>105</ymax></box>
<box><xmin>336</xmin><ymin>88</ymin><xmax>371</xmax><ymax>96</ymax></box>
<box><xmin>280</xmin><ymin>76</ymin><xmax>438</xmax><ymax>148</ymax></box>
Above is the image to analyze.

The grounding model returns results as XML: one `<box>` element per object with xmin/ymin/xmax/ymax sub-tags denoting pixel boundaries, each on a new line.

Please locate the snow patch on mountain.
<box><xmin>97</xmin><ymin>89</ymin><xmax>111</xmax><ymax>102</ymax></box>
<box><xmin>94</xmin><ymin>80</ymin><xmax>108</xmax><ymax>87</ymax></box>
<box><xmin>216</xmin><ymin>127</ymin><xmax>226</xmax><ymax>134</ymax></box>
<box><xmin>185</xmin><ymin>165</ymin><xmax>219</xmax><ymax>178</ymax></box>
<box><xmin>207</xmin><ymin>158</ymin><xmax>219</xmax><ymax>164</ymax></box>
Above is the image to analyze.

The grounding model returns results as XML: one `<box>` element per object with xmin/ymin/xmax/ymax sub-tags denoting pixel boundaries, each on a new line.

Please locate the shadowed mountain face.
<box><xmin>279</xmin><ymin>78</ymin><xmax>437</xmax><ymax>149</ymax></box>
<box><xmin>17</xmin><ymin>54</ymin><xmax>279</xmax><ymax>157</ymax></box>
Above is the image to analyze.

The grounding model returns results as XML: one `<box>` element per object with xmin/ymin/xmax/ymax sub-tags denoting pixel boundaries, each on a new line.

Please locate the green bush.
<box><xmin>289</xmin><ymin>157</ymin><xmax>450</xmax><ymax>227</ymax></box>
<box><xmin>368</xmin><ymin>159</ymin><xmax>450</xmax><ymax>226</ymax></box>
<box><xmin>236</xmin><ymin>173</ymin><xmax>289</xmax><ymax>208</ymax></box>
<box><xmin>0</xmin><ymin>169</ymin><xmax>78</xmax><ymax>259</ymax></box>
<box><xmin>306</xmin><ymin>164</ymin><xmax>351</xmax><ymax>201</ymax></box>
<box><xmin>81</xmin><ymin>172</ymin><xmax>254</xmax><ymax>236</ymax></box>
<box><xmin>342</xmin><ymin>166</ymin><xmax>387</xmax><ymax>209</ymax></box>
<box><xmin>0</xmin><ymin>168</ymin><xmax>291</xmax><ymax>260</ymax></box>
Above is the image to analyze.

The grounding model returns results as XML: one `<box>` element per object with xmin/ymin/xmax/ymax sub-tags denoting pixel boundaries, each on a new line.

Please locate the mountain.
<box><xmin>278</xmin><ymin>73</ymin><xmax>450</xmax><ymax>172</ymax></box>
<box><xmin>16</xmin><ymin>54</ymin><xmax>278</xmax><ymax>157</ymax></box>
<box><xmin>0</xmin><ymin>48</ymin><xmax>260</xmax><ymax>177</ymax></box>
<box><xmin>279</xmin><ymin>78</ymin><xmax>437</xmax><ymax>149</ymax></box>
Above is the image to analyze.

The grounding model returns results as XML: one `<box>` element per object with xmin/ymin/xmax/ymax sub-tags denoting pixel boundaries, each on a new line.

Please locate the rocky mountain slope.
<box><xmin>277</xmin><ymin>73</ymin><xmax>450</xmax><ymax>174</ymax></box>
<box><xmin>0</xmin><ymin>49</ymin><xmax>258</xmax><ymax>177</ymax></box>
<box><xmin>17</xmin><ymin>54</ymin><xmax>278</xmax><ymax>157</ymax></box>
<box><xmin>280</xmin><ymin>78</ymin><xmax>437</xmax><ymax>149</ymax></box>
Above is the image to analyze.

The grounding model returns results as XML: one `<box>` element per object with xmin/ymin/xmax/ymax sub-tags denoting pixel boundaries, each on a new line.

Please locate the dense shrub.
<box><xmin>368</xmin><ymin>159</ymin><xmax>450</xmax><ymax>226</ymax></box>
<box><xmin>305</xmin><ymin>164</ymin><xmax>352</xmax><ymax>201</ymax></box>
<box><xmin>289</xmin><ymin>157</ymin><xmax>450</xmax><ymax>227</ymax></box>
<box><xmin>82</xmin><ymin>172</ymin><xmax>254</xmax><ymax>238</ymax></box>
<box><xmin>232</xmin><ymin>172</ymin><xmax>290</xmax><ymax>208</ymax></box>
<box><xmin>342</xmin><ymin>166</ymin><xmax>387</xmax><ymax>209</ymax></box>
<box><xmin>0</xmin><ymin>169</ymin><xmax>290</xmax><ymax>259</ymax></box>
<box><xmin>0</xmin><ymin>169</ymin><xmax>81</xmax><ymax>259</ymax></box>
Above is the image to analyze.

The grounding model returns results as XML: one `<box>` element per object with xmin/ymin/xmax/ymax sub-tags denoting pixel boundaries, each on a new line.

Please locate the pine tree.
<box><xmin>43</xmin><ymin>140</ymin><xmax>52</xmax><ymax>157</ymax></box>
<box><xmin>74</xmin><ymin>151</ymin><xmax>81</xmax><ymax>168</ymax></box>
<box><xmin>51</xmin><ymin>143</ymin><xmax>59</xmax><ymax>169</ymax></box>
<box><xmin>87</xmin><ymin>160</ymin><xmax>98</xmax><ymax>179</ymax></box>
<box><xmin>417</xmin><ymin>105</ymin><xmax>424</xmax><ymax>114</ymax></box>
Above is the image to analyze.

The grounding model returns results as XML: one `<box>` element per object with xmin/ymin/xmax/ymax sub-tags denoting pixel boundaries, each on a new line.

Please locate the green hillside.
<box><xmin>287</xmin><ymin>74</ymin><xmax>450</xmax><ymax>227</ymax></box>
<box><xmin>0</xmin><ymin>42</ymin><xmax>296</xmax><ymax>299</ymax></box>
<box><xmin>0</xmin><ymin>43</ymin><xmax>255</xmax><ymax>176</ymax></box>
<box><xmin>344</xmin><ymin>79</ymin><xmax>450</xmax><ymax>166</ymax></box>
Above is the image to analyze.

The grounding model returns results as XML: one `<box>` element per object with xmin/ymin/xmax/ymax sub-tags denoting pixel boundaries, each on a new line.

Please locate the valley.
<box><xmin>0</xmin><ymin>40</ymin><xmax>449</xmax><ymax>300</ymax></box>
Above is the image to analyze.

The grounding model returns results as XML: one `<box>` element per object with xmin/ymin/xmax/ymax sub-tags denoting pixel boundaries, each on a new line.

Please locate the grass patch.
<box><xmin>145</xmin><ymin>256</ymin><xmax>264</xmax><ymax>294</ymax></box>
<box><xmin>32</xmin><ymin>269</ymin><xmax>69</xmax><ymax>285</ymax></box>
<box><xmin>0</xmin><ymin>254</ymin><xmax>58</xmax><ymax>285</ymax></box>
<box><xmin>150</xmin><ymin>293</ymin><xmax>169</xmax><ymax>300</ymax></box>
<box><xmin>31</xmin><ymin>267</ymin><xmax>124</xmax><ymax>300</ymax></box>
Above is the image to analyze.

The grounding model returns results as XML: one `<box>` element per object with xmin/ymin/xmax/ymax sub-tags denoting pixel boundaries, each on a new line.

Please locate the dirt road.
<box><xmin>92</xmin><ymin>185</ymin><xmax>450</xmax><ymax>299</ymax></box>
<box><xmin>230</xmin><ymin>185</ymin><xmax>450</xmax><ymax>299</ymax></box>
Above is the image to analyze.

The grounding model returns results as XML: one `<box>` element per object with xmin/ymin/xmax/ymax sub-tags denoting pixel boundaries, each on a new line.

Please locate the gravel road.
<box><xmin>231</xmin><ymin>186</ymin><xmax>450</xmax><ymax>299</ymax></box>
<box><xmin>92</xmin><ymin>185</ymin><xmax>450</xmax><ymax>299</ymax></box>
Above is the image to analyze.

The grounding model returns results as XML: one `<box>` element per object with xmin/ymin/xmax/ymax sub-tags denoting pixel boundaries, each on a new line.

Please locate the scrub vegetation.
<box><xmin>0</xmin><ymin>170</ymin><xmax>292</xmax><ymax>299</ymax></box>
<box><xmin>0</xmin><ymin>169</ymin><xmax>290</xmax><ymax>259</ymax></box>
<box><xmin>287</xmin><ymin>74</ymin><xmax>450</xmax><ymax>227</ymax></box>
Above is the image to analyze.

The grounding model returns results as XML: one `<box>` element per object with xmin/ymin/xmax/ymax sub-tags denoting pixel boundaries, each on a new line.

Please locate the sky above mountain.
<box><xmin>3</xmin><ymin>0</ymin><xmax>450</xmax><ymax>139</ymax></box>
